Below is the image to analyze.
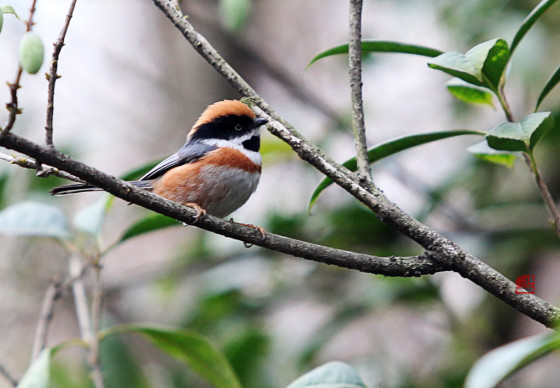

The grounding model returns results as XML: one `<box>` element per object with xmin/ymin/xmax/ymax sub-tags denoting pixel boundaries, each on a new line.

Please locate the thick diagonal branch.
<box><xmin>149</xmin><ymin>0</ymin><xmax>560</xmax><ymax>328</ymax></box>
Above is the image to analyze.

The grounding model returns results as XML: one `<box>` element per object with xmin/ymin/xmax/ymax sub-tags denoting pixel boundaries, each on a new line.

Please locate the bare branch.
<box><xmin>0</xmin><ymin>151</ymin><xmax>84</xmax><ymax>182</ymax></box>
<box><xmin>69</xmin><ymin>255</ymin><xmax>104</xmax><ymax>388</ymax></box>
<box><xmin>89</xmin><ymin>261</ymin><xmax>104</xmax><ymax>388</ymax></box>
<box><xmin>148</xmin><ymin>0</ymin><xmax>560</xmax><ymax>328</ymax></box>
<box><xmin>524</xmin><ymin>153</ymin><xmax>560</xmax><ymax>238</ymax></box>
<box><xmin>0</xmin><ymin>364</ymin><xmax>17</xmax><ymax>387</ymax></box>
<box><xmin>348</xmin><ymin>0</ymin><xmax>373</xmax><ymax>186</ymax></box>
<box><xmin>0</xmin><ymin>0</ymin><xmax>39</xmax><ymax>137</ymax></box>
<box><xmin>2</xmin><ymin>130</ymin><xmax>559</xmax><ymax>327</ymax></box>
<box><xmin>31</xmin><ymin>281</ymin><xmax>62</xmax><ymax>361</ymax></box>
<box><xmin>45</xmin><ymin>0</ymin><xmax>78</xmax><ymax>147</ymax></box>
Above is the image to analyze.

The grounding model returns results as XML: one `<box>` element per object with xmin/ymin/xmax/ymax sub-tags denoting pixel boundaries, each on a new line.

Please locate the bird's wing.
<box><xmin>139</xmin><ymin>142</ymin><xmax>216</xmax><ymax>181</ymax></box>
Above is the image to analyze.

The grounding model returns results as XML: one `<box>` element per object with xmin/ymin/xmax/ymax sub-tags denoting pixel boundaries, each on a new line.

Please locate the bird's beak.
<box><xmin>254</xmin><ymin>117</ymin><xmax>268</xmax><ymax>127</ymax></box>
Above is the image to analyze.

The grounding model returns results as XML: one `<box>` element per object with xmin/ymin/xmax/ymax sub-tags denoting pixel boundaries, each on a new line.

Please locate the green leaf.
<box><xmin>119</xmin><ymin>213</ymin><xmax>179</xmax><ymax>244</ymax></box>
<box><xmin>535</xmin><ymin>63</ymin><xmax>560</xmax><ymax>110</ymax></box>
<box><xmin>100</xmin><ymin>324</ymin><xmax>242</xmax><ymax>388</ymax></box>
<box><xmin>486</xmin><ymin>112</ymin><xmax>554</xmax><ymax>152</ymax></box>
<box><xmin>0</xmin><ymin>11</ymin><xmax>3</xmax><ymax>33</ymax></box>
<box><xmin>287</xmin><ymin>361</ymin><xmax>367</xmax><ymax>388</ymax></box>
<box><xmin>428</xmin><ymin>39</ymin><xmax>510</xmax><ymax>90</ymax></box>
<box><xmin>219</xmin><ymin>0</ymin><xmax>251</xmax><ymax>32</ymax></box>
<box><xmin>465</xmin><ymin>332</ymin><xmax>560</xmax><ymax>388</ymax></box>
<box><xmin>447</xmin><ymin>78</ymin><xmax>494</xmax><ymax>107</ymax></box>
<box><xmin>309</xmin><ymin>129</ymin><xmax>485</xmax><ymax>210</ymax></box>
<box><xmin>17</xmin><ymin>341</ymin><xmax>78</xmax><ymax>388</ymax></box>
<box><xmin>17</xmin><ymin>348</ymin><xmax>52</xmax><ymax>388</ymax></box>
<box><xmin>1</xmin><ymin>5</ymin><xmax>20</xmax><ymax>19</ymax></box>
<box><xmin>510</xmin><ymin>0</ymin><xmax>558</xmax><ymax>54</ymax></box>
<box><xmin>468</xmin><ymin>141</ymin><xmax>518</xmax><ymax>168</ymax></box>
<box><xmin>307</xmin><ymin>40</ymin><xmax>443</xmax><ymax>68</ymax></box>
<box><xmin>0</xmin><ymin>201</ymin><xmax>72</xmax><ymax>239</ymax></box>
<box><xmin>73</xmin><ymin>195</ymin><xmax>109</xmax><ymax>236</ymax></box>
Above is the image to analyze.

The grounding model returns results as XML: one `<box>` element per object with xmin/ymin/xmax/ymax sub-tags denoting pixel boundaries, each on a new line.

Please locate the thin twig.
<box><xmin>524</xmin><ymin>152</ymin><xmax>560</xmax><ymax>238</ymax></box>
<box><xmin>45</xmin><ymin>0</ymin><xmax>78</xmax><ymax>147</ymax></box>
<box><xmin>31</xmin><ymin>281</ymin><xmax>62</xmax><ymax>361</ymax></box>
<box><xmin>0</xmin><ymin>0</ymin><xmax>39</xmax><ymax>137</ymax></box>
<box><xmin>70</xmin><ymin>255</ymin><xmax>92</xmax><ymax>343</ymax></box>
<box><xmin>0</xmin><ymin>151</ymin><xmax>84</xmax><ymax>182</ymax></box>
<box><xmin>348</xmin><ymin>0</ymin><xmax>373</xmax><ymax>186</ymax></box>
<box><xmin>0</xmin><ymin>364</ymin><xmax>18</xmax><ymax>387</ymax></box>
<box><xmin>89</xmin><ymin>261</ymin><xmax>104</xmax><ymax>388</ymax></box>
<box><xmin>69</xmin><ymin>254</ymin><xmax>104</xmax><ymax>388</ymax></box>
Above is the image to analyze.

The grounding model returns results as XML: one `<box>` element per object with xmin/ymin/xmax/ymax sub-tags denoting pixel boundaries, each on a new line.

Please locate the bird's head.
<box><xmin>187</xmin><ymin>100</ymin><xmax>268</xmax><ymax>152</ymax></box>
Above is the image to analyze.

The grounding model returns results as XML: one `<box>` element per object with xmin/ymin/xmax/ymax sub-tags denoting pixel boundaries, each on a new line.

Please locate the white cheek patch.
<box><xmin>201</xmin><ymin>134</ymin><xmax>262</xmax><ymax>167</ymax></box>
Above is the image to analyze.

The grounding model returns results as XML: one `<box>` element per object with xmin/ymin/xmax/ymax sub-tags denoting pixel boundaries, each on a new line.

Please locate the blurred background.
<box><xmin>1</xmin><ymin>0</ymin><xmax>560</xmax><ymax>386</ymax></box>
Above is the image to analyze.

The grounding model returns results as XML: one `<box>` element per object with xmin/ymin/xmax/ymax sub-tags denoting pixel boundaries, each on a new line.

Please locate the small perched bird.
<box><xmin>51</xmin><ymin>100</ymin><xmax>268</xmax><ymax>220</ymax></box>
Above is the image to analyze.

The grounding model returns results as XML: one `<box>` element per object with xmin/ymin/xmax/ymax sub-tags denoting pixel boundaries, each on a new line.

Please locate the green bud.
<box><xmin>19</xmin><ymin>32</ymin><xmax>44</xmax><ymax>74</ymax></box>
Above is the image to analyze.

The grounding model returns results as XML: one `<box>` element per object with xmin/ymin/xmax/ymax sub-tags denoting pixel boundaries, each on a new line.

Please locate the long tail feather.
<box><xmin>50</xmin><ymin>183</ymin><xmax>101</xmax><ymax>196</ymax></box>
<box><xmin>50</xmin><ymin>180</ymin><xmax>153</xmax><ymax>196</ymax></box>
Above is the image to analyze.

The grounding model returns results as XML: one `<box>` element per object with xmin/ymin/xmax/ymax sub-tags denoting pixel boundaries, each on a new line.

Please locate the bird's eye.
<box><xmin>234</xmin><ymin>124</ymin><xmax>243</xmax><ymax>131</ymax></box>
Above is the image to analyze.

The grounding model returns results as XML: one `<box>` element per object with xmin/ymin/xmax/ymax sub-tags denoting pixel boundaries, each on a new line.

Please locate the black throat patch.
<box><xmin>242</xmin><ymin>135</ymin><xmax>260</xmax><ymax>152</ymax></box>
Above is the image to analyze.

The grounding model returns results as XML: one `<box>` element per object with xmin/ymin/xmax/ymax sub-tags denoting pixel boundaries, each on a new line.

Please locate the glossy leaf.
<box><xmin>309</xmin><ymin>130</ymin><xmax>485</xmax><ymax>210</ymax></box>
<box><xmin>447</xmin><ymin>78</ymin><xmax>494</xmax><ymax>107</ymax></box>
<box><xmin>287</xmin><ymin>361</ymin><xmax>367</xmax><ymax>388</ymax></box>
<box><xmin>428</xmin><ymin>39</ymin><xmax>509</xmax><ymax>90</ymax></box>
<box><xmin>510</xmin><ymin>0</ymin><xmax>558</xmax><ymax>54</ymax></box>
<box><xmin>468</xmin><ymin>141</ymin><xmax>517</xmax><ymax>168</ymax></box>
<box><xmin>118</xmin><ymin>213</ymin><xmax>179</xmax><ymax>244</ymax></box>
<box><xmin>0</xmin><ymin>201</ymin><xmax>72</xmax><ymax>239</ymax></box>
<box><xmin>535</xmin><ymin>64</ymin><xmax>560</xmax><ymax>110</ymax></box>
<box><xmin>74</xmin><ymin>195</ymin><xmax>109</xmax><ymax>236</ymax></box>
<box><xmin>100</xmin><ymin>324</ymin><xmax>242</xmax><ymax>388</ymax></box>
<box><xmin>486</xmin><ymin>112</ymin><xmax>554</xmax><ymax>152</ymax></box>
<box><xmin>308</xmin><ymin>40</ymin><xmax>443</xmax><ymax>68</ymax></box>
<box><xmin>465</xmin><ymin>332</ymin><xmax>560</xmax><ymax>388</ymax></box>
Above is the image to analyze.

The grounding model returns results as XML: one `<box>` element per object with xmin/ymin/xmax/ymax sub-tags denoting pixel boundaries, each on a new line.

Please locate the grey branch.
<box><xmin>149</xmin><ymin>0</ymin><xmax>560</xmax><ymax>328</ymax></box>
<box><xmin>0</xmin><ymin>130</ymin><xmax>441</xmax><ymax>276</ymax></box>
<box><xmin>45</xmin><ymin>0</ymin><xmax>79</xmax><ymax>147</ymax></box>
<box><xmin>31</xmin><ymin>282</ymin><xmax>62</xmax><ymax>361</ymax></box>
<box><xmin>348</xmin><ymin>0</ymin><xmax>373</xmax><ymax>185</ymax></box>
<box><xmin>0</xmin><ymin>151</ymin><xmax>83</xmax><ymax>182</ymax></box>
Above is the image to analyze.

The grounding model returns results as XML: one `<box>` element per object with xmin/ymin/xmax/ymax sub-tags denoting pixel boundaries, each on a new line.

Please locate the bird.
<box><xmin>51</xmin><ymin>100</ymin><xmax>268</xmax><ymax>221</ymax></box>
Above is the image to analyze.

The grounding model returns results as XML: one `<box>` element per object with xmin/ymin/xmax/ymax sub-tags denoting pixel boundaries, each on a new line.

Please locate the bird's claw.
<box><xmin>184</xmin><ymin>202</ymin><xmax>206</xmax><ymax>223</ymax></box>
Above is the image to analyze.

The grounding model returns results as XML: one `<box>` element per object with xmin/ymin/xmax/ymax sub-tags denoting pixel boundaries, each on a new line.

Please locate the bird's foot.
<box><xmin>184</xmin><ymin>202</ymin><xmax>206</xmax><ymax>223</ymax></box>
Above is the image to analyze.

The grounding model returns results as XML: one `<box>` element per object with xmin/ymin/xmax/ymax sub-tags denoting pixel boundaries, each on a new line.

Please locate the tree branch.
<box><xmin>45</xmin><ymin>0</ymin><xmax>78</xmax><ymax>147</ymax></box>
<box><xmin>0</xmin><ymin>131</ymin><xmax>441</xmax><ymax>277</ymax></box>
<box><xmin>0</xmin><ymin>0</ymin><xmax>38</xmax><ymax>137</ymax></box>
<box><xmin>1</xmin><ymin>128</ymin><xmax>559</xmax><ymax>327</ymax></box>
<box><xmin>0</xmin><ymin>151</ymin><xmax>84</xmax><ymax>181</ymax></box>
<box><xmin>0</xmin><ymin>364</ymin><xmax>17</xmax><ymax>387</ymax></box>
<box><xmin>149</xmin><ymin>0</ymin><xmax>560</xmax><ymax>329</ymax></box>
<box><xmin>31</xmin><ymin>281</ymin><xmax>62</xmax><ymax>361</ymax></box>
<box><xmin>348</xmin><ymin>0</ymin><xmax>373</xmax><ymax>186</ymax></box>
